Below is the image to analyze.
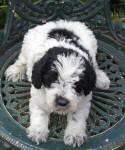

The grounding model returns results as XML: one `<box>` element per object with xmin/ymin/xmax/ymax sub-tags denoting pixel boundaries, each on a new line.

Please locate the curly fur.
<box><xmin>5</xmin><ymin>20</ymin><xmax>110</xmax><ymax>147</ymax></box>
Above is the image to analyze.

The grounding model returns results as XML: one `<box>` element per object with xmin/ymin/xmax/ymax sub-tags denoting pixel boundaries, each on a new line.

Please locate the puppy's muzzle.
<box><xmin>55</xmin><ymin>96</ymin><xmax>69</xmax><ymax>107</ymax></box>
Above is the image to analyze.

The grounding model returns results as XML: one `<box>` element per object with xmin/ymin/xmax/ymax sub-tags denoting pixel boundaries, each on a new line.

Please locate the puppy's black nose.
<box><xmin>55</xmin><ymin>96</ymin><xmax>69</xmax><ymax>107</ymax></box>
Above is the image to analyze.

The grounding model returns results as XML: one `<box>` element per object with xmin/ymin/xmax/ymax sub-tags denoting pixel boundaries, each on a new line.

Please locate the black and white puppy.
<box><xmin>5</xmin><ymin>20</ymin><xmax>110</xmax><ymax>147</ymax></box>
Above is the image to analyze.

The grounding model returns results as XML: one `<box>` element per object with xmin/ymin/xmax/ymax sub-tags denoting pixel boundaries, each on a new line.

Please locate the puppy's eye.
<box><xmin>50</xmin><ymin>84</ymin><xmax>55</xmax><ymax>88</ymax></box>
<box><xmin>71</xmin><ymin>73</ymin><xmax>77</xmax><ymax>78</ymax></box>
<box><xmin>72</xmin><ymin>79</ymin><xmax>76</xmax><ymax>82</ymax></box>
<box><xmin>50</xmin><ymin>80</ymin><xmax>59</xmax><ymax>88</ymax></box>
<box><xmin>55</xmin><ymin>80</ymin><xmax>59</xmax><ymax>84</ymax></box>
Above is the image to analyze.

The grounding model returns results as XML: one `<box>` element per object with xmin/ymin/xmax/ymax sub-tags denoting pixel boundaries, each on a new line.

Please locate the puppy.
<box><xmin>5</xmin><ymin>20</ymin><xmax>110</xmax><ymax>147</ymax></box>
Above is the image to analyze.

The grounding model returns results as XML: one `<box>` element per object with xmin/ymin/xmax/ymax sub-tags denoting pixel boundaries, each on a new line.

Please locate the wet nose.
<box><xmin>55</xmin><ymin>96</ymin><xmax>69</xmax><ymax>107</ymax></box>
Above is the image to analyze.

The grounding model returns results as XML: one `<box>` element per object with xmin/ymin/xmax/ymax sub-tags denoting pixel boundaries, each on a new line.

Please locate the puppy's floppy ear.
<box><xmin>32</xmin><ymin>55</ymin><xmax>49</xmax><ymax>89</ymax></box>
<box><xmin>75</xmin><ymin>59</ymin><xmax>96</xmax><ymax>96</ymax></box>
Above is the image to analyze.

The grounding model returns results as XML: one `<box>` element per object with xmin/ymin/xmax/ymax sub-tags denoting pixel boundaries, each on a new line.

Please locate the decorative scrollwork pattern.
<box><xmin>113</xmin><ymin>22</ymin><xmax>125</xmax><ymax>42</ymax></box>
<box><xmin>2</xmin><ymin>0</ymin><xmax>125</xmax><ymax>52</ymax></box>
<box><xmin>3</xmin><ymin>0</ymin><xmax>108</xmax><ymax>44</ymax></box>
<box><xmin>1</xmin><ymin>47</ymin><xmax>125</xmax><ymax>138</ymax></box>
<box><xmin>7</xmin><ymin>0</ymin><xmax>104</xmax><ymax>23</ymax></box>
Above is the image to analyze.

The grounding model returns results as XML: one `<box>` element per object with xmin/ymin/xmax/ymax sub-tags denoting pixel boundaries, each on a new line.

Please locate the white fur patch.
<box><xmin>54</xmin><ymin>54</ymin><xmax>84</xmax><ymax>81</ymax></box>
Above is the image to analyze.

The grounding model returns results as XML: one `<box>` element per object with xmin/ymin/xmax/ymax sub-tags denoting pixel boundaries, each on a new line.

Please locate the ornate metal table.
<box><xmin>0</xmin><ymin>0</ymin><xmax>125</xmax><ymax>149</ymax></box>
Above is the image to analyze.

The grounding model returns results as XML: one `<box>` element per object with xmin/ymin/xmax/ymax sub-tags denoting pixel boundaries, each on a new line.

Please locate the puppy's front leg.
<box><xmin>27</xmin><ymin>87</ymin><xmax>50</xmax><ymax>144</ymax></box>
<box><xmin>64</xmin><ymin>102</ymin><xmax>91</xmax><ymax>147</ymax></box>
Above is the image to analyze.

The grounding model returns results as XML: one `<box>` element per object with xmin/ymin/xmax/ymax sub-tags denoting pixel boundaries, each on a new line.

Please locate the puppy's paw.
<box><xmin>5</xmin><ymin>64</ymin><xmax>25</xmax><ymax>82</ymax></box>
<box><xmin>64</xmin><ymin>132</ymin><xmax>87</xmax><ymax>147</ymax></box>
<box><xmin>96</xmin><ymin>69</ymin><xmax>110</xmax><ymax>90</ymax></box>
<box><xmin>27</xmin><ymin>126</ymin><xmax>49</xmax><ymax>144</ymax></box>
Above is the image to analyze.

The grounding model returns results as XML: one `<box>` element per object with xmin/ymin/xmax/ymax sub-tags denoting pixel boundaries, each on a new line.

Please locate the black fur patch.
<box><xmin>74</xmin><ymin>58</ymin><xmax>96</xmax><ymax>96</ymax></box>
<box><xmin>70</xmin><ymin>40</ymin><xmax>92</xmax><ymax>62</ymax></box>
<box><xmin>32</xmin><ymin>47</ymin><xmax>79</xmax><ymax>89</ymax></box>
<box><xmin>31</xmin><ymin>52</ymin><xmax>58</xmax><ymax>89</ymax></box>
<box><xmin>48</xmin><ymin>28</ymin><xmax>92</xmax><ymax>63</ymax></box>
<box><xmin>48</xmin><ymin>28</ymin><xmax>79</xmax><ymax>41</ymax></box>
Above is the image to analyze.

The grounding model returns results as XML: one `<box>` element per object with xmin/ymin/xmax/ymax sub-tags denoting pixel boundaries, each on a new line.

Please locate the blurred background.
<box><xmin>0</xmin><ymin>0</ymin><xmax>125</xmax><ymax>29</ymax></box>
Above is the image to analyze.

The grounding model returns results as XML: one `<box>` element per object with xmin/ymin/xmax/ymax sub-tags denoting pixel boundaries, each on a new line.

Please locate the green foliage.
<box><xmin>0</xmin><ymin>0</ymin><xmax>6</xmax><ymax>5</ymax></box>
<box><xmin>110</xmin><ymin>0</ymin><xmax>125</xmax><ymax>22</ymax></box>
<box><xmin>0</xmin><ymin>7</ymin><xmax>7</xmax><ymax>29</ymax></box>
<box><xmin>0</xmin><ymin>0</ymin><xmax>7</xmax><ymax>29</ymax></box>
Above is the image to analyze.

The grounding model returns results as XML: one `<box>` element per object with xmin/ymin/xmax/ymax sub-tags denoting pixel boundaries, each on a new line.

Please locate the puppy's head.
<box><xmin>32</xmin><ymin>47</ymin><xmax>96</xmax><ymax>114</ymax></box>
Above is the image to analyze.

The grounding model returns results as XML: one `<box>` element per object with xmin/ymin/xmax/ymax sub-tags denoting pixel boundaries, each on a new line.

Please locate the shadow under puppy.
<box><xmin>5</xmin><ymin>20</ymin><xmax>110</xmax><ymax>147</ymax></box>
